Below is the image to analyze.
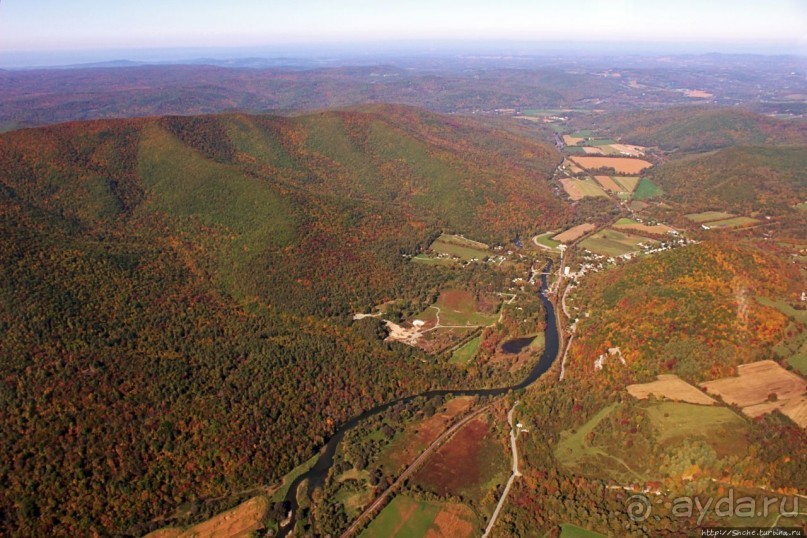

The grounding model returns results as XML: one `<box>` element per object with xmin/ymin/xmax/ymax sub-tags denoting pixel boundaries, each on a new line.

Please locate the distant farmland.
<box><xmin>580</xmin><ymin>229</ymin><xmax>654</xmax><ymax>257</ymax></box>
<box><xmin>570</xmin><ymin>156</ymin><xmax>652</xmax><ymax>174</ymax></box>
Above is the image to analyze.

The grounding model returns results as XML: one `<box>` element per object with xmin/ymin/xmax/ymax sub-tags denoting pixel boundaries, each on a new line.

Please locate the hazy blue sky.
<box><xmin>1</xmin><ymin>0</ymin><xmax>805</xmax><ymax>53</ymax></box>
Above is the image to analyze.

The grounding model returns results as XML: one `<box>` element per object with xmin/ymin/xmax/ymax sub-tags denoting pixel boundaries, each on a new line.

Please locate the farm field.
<box><xmin>563</xmin><ymin>134</ymin><xmax>585</xmax><ymax>146</ymax></box>
<box><xmin>450</xmin><ymin>335</ymin><xmax>481</xmax><ymax>365</ymax></box>
<box><xmin>569</xmin><ymin>156</ymin><xmax>652</xmax><ymax>174</ymax></box>
<box><xmin>427</xmin><ymin>289</ymin><xmax>499</xmax><ymax>326</ymax></box>
<box><xmin>145</xmin><ymin>496</ymin><xmax>269</xmax><ymax>538</ymax></box>
<box><xmin>559</xmin><ymin>177</ymin><xmax>602</xmax><ymax>201</ymax></box>
<box><xmin>685</xmin><ymin>211</ymin><xmax>735</xmax><ymax>223</ymax></box>
<box><xmin>412</xmin><ymin>413</ymin><xmax>509</xmax><ymax>503</ymax></box>
<box><xmin>359</xmin><ymin>496</ymin><xmax>478</xmax><ymax>538</ymax></box>
<box><xmin>554</xmin><ymin>223</ymin><xmax>596</xmax><ymax>243</ymax></box>
<box><xmin>412</xmin><ymin>254</ymin><xmax>454</xmax><ymax>266</ymax></box>
<box><xmin>613</xmin><ymin>218</ymin><xmax>675</xmax><ymax>235</ymax></box>
<box><xmin>644</xmin><ymin>402</ymin><xmax>746</xmax><ymax>446</ymax></box>
<box><xmin>581</xmin><ymin>146</ymin><xmax>605</xmax><ymax>155</ymax></box>
<box><xmin>379</xmin><ymin>396</ymin><xmax>476</xmax><ymax>471</ymax></box>
<box><xmin>579</xmin><ymin>229</ymin><xmax>655</xmax><ymax>257</ymax></box>
<box><xmin>627</xmin><ymin>374</ymin><xmax>716</xmax><ymax>405</ymax></box>
<box><xmin>700</xmin><ymin>360</ymin><xmax>807</xmax><ymax>427</ymax></box>
<box><xmin>592</xmin><ymin>175</ymin><xmax>623</xmax><ymax>192</ymax></box>
<box><xmin>429</xmin><ymin>234</ymin><xmax>489</xmax><ymax>260</ymax></box>
<box><xmin>612</xmin><ymin>176</ymin><xmax>640</xmax><ymax>192</ymax></box>
<box><xmin>560</xmin><ymin>523</ymin><xmax>608</xmax><ymax>538</ymax></box>
<box><xmin>608</xmin><ymin>143</ymin><xmax>645</xmax><ymax>157</ymax></box>
<box><xmin>632</xmin><ymin>177</ymin><xmax>662</xmax><ymax>199</ymax></box>
<box><xmin>705</xmin><ymin>216</ymin><xmax>760</xmax><ymax>228</ymax></box>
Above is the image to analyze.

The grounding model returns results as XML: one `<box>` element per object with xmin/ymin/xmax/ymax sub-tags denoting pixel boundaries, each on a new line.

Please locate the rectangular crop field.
<box><xmin>593</xmin><ymin>175</ymin><xmax>623</xmax><ymax>192</ymax></box>
<box><xmin>580</xmin><ymin>229</ymin><xmax>655</xmax><ymax>257</ymax></box>
<box><xmin>570</xmin><ymin>156</ymin><xmax>652</xmax><ymax>174</ymax></box>
<box><xmin>612</xmin><ymin>176</ymin><xmax>640</xmax><ymax>192</ymax></box>
<box><xmin>627</xmin><ymin>374</ymin><xmax>716</xmax><ymax>405</ymax></box>
<box><xmin>685</xmin><ymin>211</ymin><xmax>735</xmax><ymax>223</ymax></box>
<box><xmin>582</xmin><ymin>146</ymin><xmax>605</xmax><ymax>155</ymax></box>
<box><xmin>560</xmin><ymin>178</ymin><xmax>609</xmax><ymax>200</ymax></box>
<box><xmin>613</xmin><ymin>218</ymin><xmax>675</xmax><ymax>235</ymax></box>
<box><xmin>700</xmin><ymin>360</ymin><xmax>807</xmax><ymax>427</ymax></box>
<box><xmin>607</xmin><ymin>144</ymin><xmax>645</xmax><ymax>157</ymax></box>
<box><xmin>563</xmin><ymin>135</ymin><xmax>584</xmax><ymax>146</ymax></box>
<box><xmin>705</xmin><ymin>216</ymin><xmax>760</xmax><ymax>229</ymax></box>
<box><xmin>553</xmin><ymin>223</ymin><xmax>596</xmax><ymax>243</ymax></box>
<box><xmin>360</xmin><ymin>496</ymin><xmax>477</xmax><ymax>538</ymax></box>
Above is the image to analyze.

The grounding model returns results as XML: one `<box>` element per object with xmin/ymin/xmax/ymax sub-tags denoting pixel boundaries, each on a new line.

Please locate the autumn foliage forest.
<box><xmin>0</xmin><ymin>106</ymin><xmax>567</xmax><ymax>535</ymax></box>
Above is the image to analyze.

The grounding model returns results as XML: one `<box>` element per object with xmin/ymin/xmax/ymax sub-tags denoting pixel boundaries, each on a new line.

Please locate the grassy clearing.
<box><xmin>632</xmin><ymin>177</ymin><xmax>662</xmax><ymax>200</ymax></box>
<box><xmin>758</xmin><ymin>297</ymin><xmax>807</xmax><ymax>374</ymax></box>
<box><xmin>645</xmin><ymin>402</ymin><xmax>745</xmax><ymax>444</ymax></box>
<box><xmin>450</xmin><ymin>336</ymin><xmax>481</xmax><ymax>364</ymax></box>
<box><xmin>430</xmin><ymin>234</ymin><xmax>489</xmax><ymax>260</ymax></box>
<box><xmin>580</xmin><ymin>229</ymin><xmax>654</xmax><ymax>257</ymax></box>
<box><xmin>685</xmin><ymin>211</ymin><xmax>735</xmax><ymax>223</ymax></box>
<box><xmin>555</xmin><ymin>404</ymin><xmax>617</xmax><ymax>468</ymax></box>
<box><xmin>360</xmin><ymin>496</ymin><xmax>477</xmax><ymax>538</ymax></box>
<box><xmin>427</xmin><ymin>290</ymin><xmax>499</xmax><ymax>327</ymax></box>
<box><xmin>705</xmin><ymin>216</ymin><xmax>760</xmax><ymax>228</ymax></box>
<box><xmin>412</xmin><ymin>254</ymin><xmax>454</xmax><ymax>266</ymax></box>
<box><xmin>534</xmin><ymin>231</ymin><xmax>561</xmax><ymax>249</ymax></box>
<box><xmin>560</xmin><ymin>524</ymin><xmax>608</xmax><ymax>538</ymax></box>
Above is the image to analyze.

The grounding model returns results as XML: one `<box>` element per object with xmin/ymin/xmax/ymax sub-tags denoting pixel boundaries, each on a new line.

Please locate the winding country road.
<box><xmin>483</xmin><ymin>400</ymin><xmax>522</xmax><ymax>537</ymax></box>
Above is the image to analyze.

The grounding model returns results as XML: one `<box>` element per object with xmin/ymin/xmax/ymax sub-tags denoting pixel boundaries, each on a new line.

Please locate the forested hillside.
<box><xmin>0</xmin><ymin>106</ymin><xmax>563</xmax><ymax>535</ymax></box>
<box><xmin>591</xmin><ymin>108</ymin><xmax>807</xmax><ymax>152</ymax></box>
<box><xmin>649</xmin><ymin>145</ymin><xmax>807</xmax><ymax>213</ymax></box>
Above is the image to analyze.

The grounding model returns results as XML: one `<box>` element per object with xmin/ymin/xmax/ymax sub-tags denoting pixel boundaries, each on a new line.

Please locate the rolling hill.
<box><xmin>591</xmin><ymin>108</ymin><xmax>807</xmax><ymax>152</ymax></box>
<box><xmin>0</xmin><ymin>105</ymin><xmax>564</xmax><ymax>535</ymax></box>
<box><xmin>650</xmin><ymin>145</ymin><xmax>807</xmax><ymax>213</ymax></box>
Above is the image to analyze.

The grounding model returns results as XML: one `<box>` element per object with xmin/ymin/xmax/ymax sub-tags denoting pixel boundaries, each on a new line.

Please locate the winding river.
<box><xmin>278</xmin><ymin>260</ymin><xmax>560</xmax><ymax>536</ymax></box>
